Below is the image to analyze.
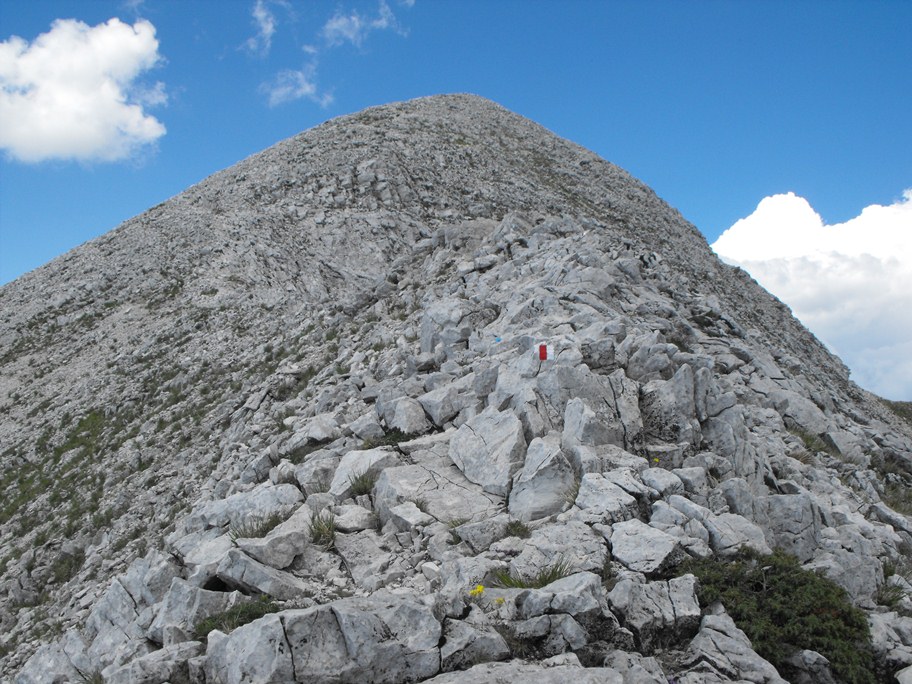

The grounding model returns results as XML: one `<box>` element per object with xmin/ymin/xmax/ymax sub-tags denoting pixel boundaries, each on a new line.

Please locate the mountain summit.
<box><xmin>2</xmin><ymin>94</ymin><xmax>911</xmax><ymax>682</ymax></box>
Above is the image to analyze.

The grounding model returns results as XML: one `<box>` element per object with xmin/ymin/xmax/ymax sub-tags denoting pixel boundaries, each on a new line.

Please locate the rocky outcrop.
<box><xmin>3</xmin><ymin>95</ymin><xmax>911</xmax><ymax>682</ymax></box>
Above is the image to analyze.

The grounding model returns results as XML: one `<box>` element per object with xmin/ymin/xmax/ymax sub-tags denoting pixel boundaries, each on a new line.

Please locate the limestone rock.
<box><xmin>606</xmin><ymin>575</ymin><xmax>701</xmax><ymax>652</ymax></box>
<box><xmin>205</xmin><ymin>597</ymin><xmax>441</xmax><ymax>684</ymax></box>
<box><xmin>449</xmin><ymin>406</ymin><xmax>527</xmax><ymax>496</ymax></box>
<box><xmin>509</xmin><ymin>433</ymin><xmax>576</xmax><ymax>521</ymax></box>
<box><xmin>606</xmin><ymin>518</ymin><xmax>684</xmax><ymax>574</ymax></box>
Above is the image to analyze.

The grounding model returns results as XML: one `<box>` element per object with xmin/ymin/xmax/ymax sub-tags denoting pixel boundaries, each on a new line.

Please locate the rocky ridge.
<box><xmin>1</xmin><ymin>94</ymin><xmax>911</xmax><ymax>682</ymax></box>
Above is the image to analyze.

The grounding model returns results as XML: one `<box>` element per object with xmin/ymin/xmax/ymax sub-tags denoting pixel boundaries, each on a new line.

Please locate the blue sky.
<box><xmin>1</xmin><ymin>0</ymin><xmax>910</xmax><ymax>397</ymax></box>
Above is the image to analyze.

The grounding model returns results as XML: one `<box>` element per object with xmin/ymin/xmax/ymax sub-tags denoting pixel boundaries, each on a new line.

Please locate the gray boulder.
<box><xmin>606</xmin><ymin>575</ymin><xmax>701</xmax><ymax>652</ymax></box>
<box><xmin>449</xmin><ymin>406</ymin><xmax>527</xmax><ymax>496</ymax></box>
<box><xmin>680</xmin><ymin>610</ymin><xmax>787</xmax><ymax>683</ymax></box>
<box><xmin>205</xmin><ymin>596</ymin><xmax>442</xmax><ymax>684</ymax></box>
<box><xmin>509</xmin><ymin>433</ymin><xmax>576</xmax><ymax>521</ymax></box>
<box><xmin>148</xmin><ymin>578</ymin><xmax>245</xmax><ymax>645</ymax></box>
<box><xmin>418</xmin><ymin>384</ymin><xmax>461</xmax><ymax>426</ymax></box>
<box><xmin>329</xmin><ymin>446</ymin><xmax>400</xmax><ymax>499</ymax></box>
<box><xmin>440</xmin><ymin>618</ymin><xmax>510</xmax><ymax>672</ymax></box>
<box><xmin>215</xmin><ymin>549</ymin><xmax>310</xmax><ymax>600</ymax></box>
<box><xmin>606</xmin><ymin>518</ymin><xmax>684</xmax><ymax>574</ymax></box>
<box><xmin>574</xmin><ymin>473</ymin><xmax>639</xmax><ymax>524</ymax></box>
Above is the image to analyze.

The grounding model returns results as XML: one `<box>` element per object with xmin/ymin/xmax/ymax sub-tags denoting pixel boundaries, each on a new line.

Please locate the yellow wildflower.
<box><xmin>494</xmin><ymin>597</ymin><xmax>505</xmax><ymax>606</ymax></box>
<box><xmin>468</xmin><ymin>584</ymin><xmax>485</xmax><ymax>598</ymax></box>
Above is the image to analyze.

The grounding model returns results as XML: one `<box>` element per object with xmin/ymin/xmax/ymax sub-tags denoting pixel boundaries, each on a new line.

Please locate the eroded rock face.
<box><xmin>205</xmin><ymin>596</ymin><xmax>441</xmax><ymax>684</ymax></box>
<box><xmin>5</xmin><ymin>94</ymin><xmax>912</xmax><ymax>683</ymax></box>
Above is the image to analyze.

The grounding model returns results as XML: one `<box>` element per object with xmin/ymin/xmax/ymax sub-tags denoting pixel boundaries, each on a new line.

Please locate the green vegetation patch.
<box><xmin>361</xmin><ymin>428</ymin><xmax>413</xmax><ymax>450</ymax></box>
<box><xmin>677</xmin><ymin>549</ymin><xmax>875</xmax><ymax>684</ymax></box>
<box><xmin>194</xmin><ymin>595</ymin><xmax>280</xmax><ymax>639</ymax></box>
<box><xmin>881</xmin><ymin>399</ymin><xmax>912</xmax><ymax>427</ymax></box>
<box><xmin>491</xmin><ymin>557</ymin><xmax>575</xmax><ymax>589</ymax></box>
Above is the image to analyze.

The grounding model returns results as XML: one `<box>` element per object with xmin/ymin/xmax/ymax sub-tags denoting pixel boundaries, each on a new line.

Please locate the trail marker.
<box><xmin>538</xmin><ymin>344</ymin><xmax>554</xmax><ymax>361</ymax></box>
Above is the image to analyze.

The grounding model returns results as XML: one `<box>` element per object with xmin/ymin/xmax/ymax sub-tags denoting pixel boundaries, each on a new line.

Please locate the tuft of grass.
<box><xmin>193</xmin><ymin>595</ymin><xmax>280</xmax><ymax>640</ymax></box>
<box><xmin>491</xmin><ymin>557</ymin><xmax>575</xmax><ymax>589</ymax></box>
<box><xmin>876</xmin><ymin>582</ymin><xmax>908</xmax><ymax>609</ymax></box>
<box><xmin>409</xmin><ymin>496</ymin><xmax>429</xmax><ymax>514</ymax></box>
<box><xmin>309</xmin><ymin>510</ymin><xmax>336</xmax><ymax>550</ymax></box>
<box><xmin>229</xmin><ymin>513</ymin><xmax>284</xmax><ymax>542</ymax></box>
<box><xmin>361</xmin><ymin>429</ymin><xmax>412</xmax><ymax>450</ymax></box>
<box><xmin>505</xmin><ymin>520</ymin><xmax>531</xmax><ymax>539</ymax></box>
<box><xmin>447</xmin><ymin>518</ymin><xmax>468</xmax><ymax>545</ymax></box>
<box><xmin>348</xmin><ymin>471</ymin><xmax>378</xmax><ymax>497</ymax></box>
<box><xmin>286</xmin><ymin>440</ymin><xmax>331</xmax><ymax>465</ymax></box>
<box><xmin>560</xmin><ymin>478</ymin><xmax>581</xmax><ymax>508</ymax></box>
<box><xmin>789</xmin><ymin>428</ymin><xmax>836</xmax><ymax>457</ymax></box>
<box><xmin>676</xmin><ymin>548</ymin><xmax>875</xmax><ymax>684</ymax></box>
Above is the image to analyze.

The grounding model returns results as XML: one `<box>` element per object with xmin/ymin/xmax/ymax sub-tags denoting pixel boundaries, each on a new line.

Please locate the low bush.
<box><xmin>676</xmin><ymin>549</ymin><xmax>875</xmax><ymax>684</ymax></box>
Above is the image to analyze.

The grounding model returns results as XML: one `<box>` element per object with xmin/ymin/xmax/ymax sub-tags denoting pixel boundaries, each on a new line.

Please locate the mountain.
<box><xmin>2</xmin><ymin>94</ymin><xmax>911</xmax><ymax>683</ymax></box>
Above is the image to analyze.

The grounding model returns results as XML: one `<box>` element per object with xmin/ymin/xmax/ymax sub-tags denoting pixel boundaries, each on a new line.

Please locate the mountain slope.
<box><xmin>2</xmin><ymin>94</ymin><xmax>910</xmax><ymax>682</ymax></box>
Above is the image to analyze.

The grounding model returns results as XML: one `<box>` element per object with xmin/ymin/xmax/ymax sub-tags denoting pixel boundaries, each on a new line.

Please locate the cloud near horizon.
<box><xmin>0</xmin><ymin>17</ymin><xmax>166</xmax><ymax>163</ymax></box>
<box><xmin>712</xmin><ymin>190</ymin><xmax>912</xmax><ymax>400</ymax></box>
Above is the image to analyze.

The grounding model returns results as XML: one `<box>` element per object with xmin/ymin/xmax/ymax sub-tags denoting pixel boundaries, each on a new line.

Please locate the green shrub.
<box><xmin>491</xmin><ymin>557</ymin><xmax>574</xmax><ymax>589</ymax></box>
<box><xmin>883</xmin><ymin>481</ymin><xmax>912</xmax><ymax>515</ymax></box>
<box><xmin>194</xmin><ymin>595</ymin><xmax>280</xmax><ymax>639</ymax></box>
<box><xmin>310</xmin><ymin>510</ymin><xmax>336</xmax><ymax>549</ymax></box>
<box><xmin>51</xmin><ymin>549</ymin><xmax>85</xmax><ymax>584</ymax></box>
<box><xmin>881</xmin><ymin>399</ymin><xmax>912</xmax><ymax>427</ymax></box>
<box><xmin>677</xmin><ymin>549</ymin><xmax>875</xmax><ymax>684</ymax></box>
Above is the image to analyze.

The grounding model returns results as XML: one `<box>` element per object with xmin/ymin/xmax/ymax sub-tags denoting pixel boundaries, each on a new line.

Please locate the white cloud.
<box><xmin>262</xmin><ymin>63</ymin><xmax>332</xmax><ymax>107</ymax></box>
<box><xmin>0</xmin><ymin>17</ymin><xmax>165</xmax><ymax>163</ymax></box>
<box><xmin>712</xmin><ymin>190</ymin><xmax>912</xmax><ymax>400</ymax></box>
<box><xmin>245</xmin><ymin>0</ymin><xmax>278</xmax><ymax>55</ymax></box>
<box><xmin>321</xmin><ymin>0</ymin><xmax>402</xmax><ymax>47</ymax></box>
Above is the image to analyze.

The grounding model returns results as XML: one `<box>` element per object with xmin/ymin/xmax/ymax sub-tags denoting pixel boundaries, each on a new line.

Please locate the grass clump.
<box><xmin>348</xmin><ymin>470</ymin><xmax>378</xmax><ymax>497</ymax></box>
<box><xmin>677</xmin><ymin>548</ymin><xmax>875</xmax><ymax>684</ymax></box>
<box><xmin>361</xmin><ymin>429</ymin><xmax>412</xmax><ymax>450</ymax></box>
<box><xmin>789</xmin><ymin>428</ymin><xmax>836</xmax><ymax>457</ymax></box>
<box><xmin>229</xmin><ymin>513</ymin><xmax>284</xmax><ymax>542</ymax></box>
<box><xmin>309</xmin><ymin>510</ymin><xmax>336</xmax><ymax>550</ymax></box>
<box><xmin>560</xmin><ymin>478</ymin><xmax>581</xmax><ymax>508</ymax></box>
<box><xmin>491</xmin><ymin>557</ymin><xmax>575</xmax><ymax>589</ymax></box>
<box><xmin>194</xmin><ymin>595</ymin><xmax>280</xmax><ymax>639</ymax></box>
<box><xmin>504</xmin><ymin>520</ymin><xmax>531</xmax><ymax>539</ymax></box>
<box><xmin>447</xmin><ymin>518</ymin><xmax>468</xmax><ymax>545</ymax></box>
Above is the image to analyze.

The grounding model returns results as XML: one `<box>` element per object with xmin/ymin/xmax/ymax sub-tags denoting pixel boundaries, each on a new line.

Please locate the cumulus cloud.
<box><xmin>712</xmin><ymin>190</ymin><xmax>912</xmax><ymax>400</ymax></box>
<box><xmin>244</xmin><ymin>0</ymin><xmax>280</xmax><ymax>55</ymax></box>
<box><xmin>262</xmin><ymin>63</ymin><xmax>332</xmax><ymax>107</ymax></box>
<box><xmin>322</xmin><ymin>0</ymin><xmax>402</xmax><ymax>47</ymax></box>
<box><xmin>0</xmin><ymin>17</ymin><xmax>166</xmax><ymax>163</ymax></box>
